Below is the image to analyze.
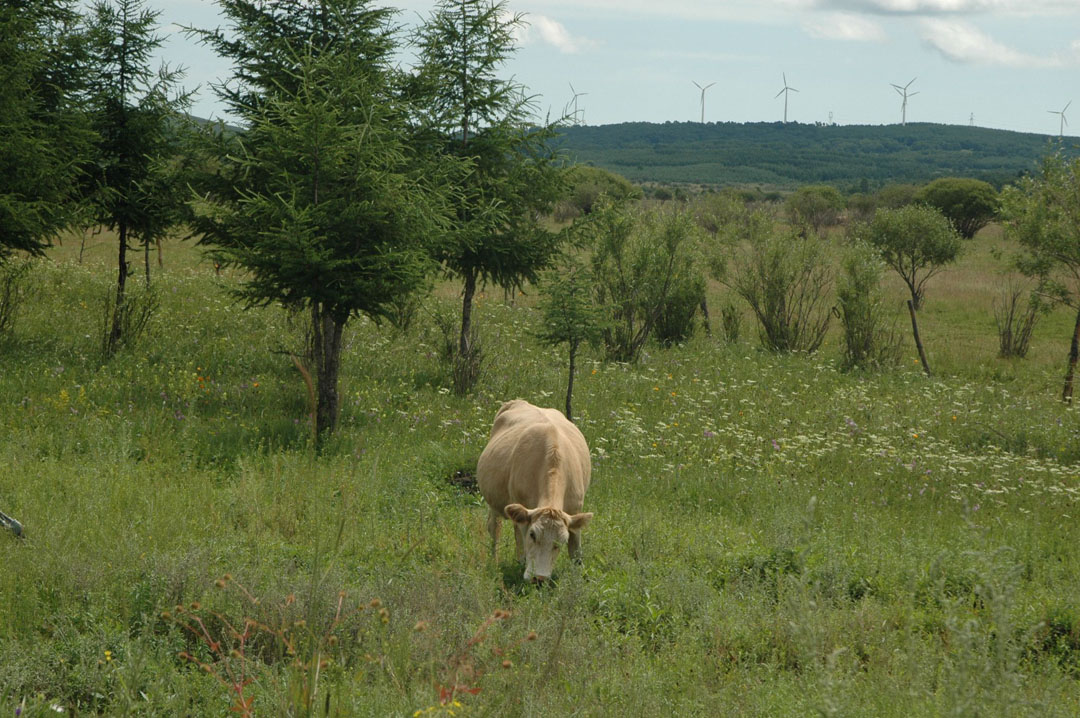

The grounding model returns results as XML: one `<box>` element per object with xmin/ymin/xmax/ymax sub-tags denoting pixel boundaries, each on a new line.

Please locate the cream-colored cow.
<box><xmin>477</xmin><ymin>399</ymin><xmax>592</xmax><ymax>583</ymax></box>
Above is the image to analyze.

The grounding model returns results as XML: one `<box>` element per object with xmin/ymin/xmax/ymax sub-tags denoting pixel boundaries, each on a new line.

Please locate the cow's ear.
<box><xmin>567</xmin><ymin>512</ymin><xmax>593</xmax><ymax>532</ymax></box>
<box><xmin>505</xmin><ymin>504</ymin><xmax>531</xmax><ymax>524</ymax></box>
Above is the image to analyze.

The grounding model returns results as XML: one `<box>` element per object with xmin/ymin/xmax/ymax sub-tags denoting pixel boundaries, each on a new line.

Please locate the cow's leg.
<box><xmin>486</xmin><ymin>508</ymin><xmax>502</xmax><ymax>560</ymax></box>
<box><xmin>568</xmin><ymin>531</ymin><xmax>582</xmax><ymax>563</ymax></box>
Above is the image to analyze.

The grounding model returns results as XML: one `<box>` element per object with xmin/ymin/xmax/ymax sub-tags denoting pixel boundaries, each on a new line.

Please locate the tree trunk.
<box><xmin>699</xmin><ymin>297</ymin><xmax>711</xmax><ymax>337</ymax></box>
<box><xmin>565</xmin><ymin>341</ymin><xmax>578</xmax><ymax>423</ymax></box>
<box><xmin>144</xmin><ymin>240</ymin><xmax>151</xmax><ymax>286</ymax></box>
<box><xmin>312</xmin><ymin>305</ymin><xmax>346</xmax><ymax>438</ymax></box>
<box><xmin>1062</xmin><ymin>305</ymin><xmax>1080</xmax><ymax>403</ymax></box>
<box><xmin>907</xmin><ymin>299</ymin><xmax>931</xmax><ymax>377</ymax></box>
<box><xmin>460</xmin><ymin>268</ymin><xmax>477</xmax><ymax>356</ymax></box>
<box><xmin>905</xmin><ymin>276</ymin><xmax>922</xmax><ymax>311</ymax></box>
<box><xmin>107</xmin><ymin>223</ymin><xmax>130</xmax><ymax>355</ymax></box>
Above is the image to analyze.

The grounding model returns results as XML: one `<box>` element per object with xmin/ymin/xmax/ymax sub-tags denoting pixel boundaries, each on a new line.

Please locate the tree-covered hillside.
<box><xmin>555</xmin><ymin>121</ymin><xmax>1077</xmax><ymax>189</ymax></box>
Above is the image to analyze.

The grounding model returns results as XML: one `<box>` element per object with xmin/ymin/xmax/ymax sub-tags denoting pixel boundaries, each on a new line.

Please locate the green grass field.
<box><xmin>0</xmin><ymin>226</ymin><xmax>1078</xmax><ymax>716</ymax></box>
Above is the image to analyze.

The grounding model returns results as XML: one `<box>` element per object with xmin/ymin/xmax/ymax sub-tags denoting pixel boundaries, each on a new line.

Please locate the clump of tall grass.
<box><xmin>99</xmin><ymin>284</ymin><xmax>158</xmax><ymax>359</ymax></box>
<box><xmin>430</xmin><ymin>304</ymin><xmax>483</xmax><ymax>395</ymax></box>
<box><xmin>719</xmin><ymin>300</ymin><xmax>741</xmax><ymax>344</ymax></box>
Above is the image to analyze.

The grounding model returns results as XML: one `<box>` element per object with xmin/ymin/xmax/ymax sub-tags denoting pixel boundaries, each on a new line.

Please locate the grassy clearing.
<box><xmin>0</xmin><ymin>228</ymin><xmax>1078</xmax><ymax>716</ymax></box>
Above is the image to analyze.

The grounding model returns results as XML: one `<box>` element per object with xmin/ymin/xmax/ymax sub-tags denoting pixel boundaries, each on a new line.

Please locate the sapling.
<box><xmin>534</xmin><ymin>258</ymin><xmax>603</xmax><ymax>422</ymax></box>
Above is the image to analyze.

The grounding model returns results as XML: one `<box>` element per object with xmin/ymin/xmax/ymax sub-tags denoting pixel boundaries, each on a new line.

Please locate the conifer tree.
<box><xmin>0</xmin><ymin>0</ymin><xmax>90</xmax><ymax>261</ymax></box>
<box><xmin>189</xmin><ymin>0</ymin><xmax>449</xmax><ymax>437</ymax></box>
<box><xmin>412</xmin><ymin>0</ymin><xmax>566</xmax><ymax>393</ymax></box>
<box><xmin>535</xmin><ymin>257</ymin><xmax>603</xmax><ymax>422</ymax></box>
<box><xmin>83</xmin><ymin>0</ymin><xmax>189</xmax><ymax>354</ymax></box>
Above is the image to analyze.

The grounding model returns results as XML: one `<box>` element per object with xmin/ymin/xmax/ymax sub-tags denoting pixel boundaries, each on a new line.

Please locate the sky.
<box><xmin>147</xmin><ymin>0</ymin><xmax>1080</xmax><ymax>137</ymax></box>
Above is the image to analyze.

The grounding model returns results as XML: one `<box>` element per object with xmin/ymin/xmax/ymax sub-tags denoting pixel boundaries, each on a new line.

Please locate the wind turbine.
<box><xmin>568</xmin><ymin>83</ymin><xmax>587</xmax><ymax>125</ymax></box>
<box><xmin>693</xmin><ymin>81</ymin><xmax>716</xmax><ymax>124</ymax></box>
<box><xmin>891</xmin><ymin>77</ymin><xmax>918</xmax><ymax>126</ymax></box>
<box><xmin>1048</xmin><ymin>101</ymin><xmax>1071</xmax><ymax>137</ymax></box>
<box><xmin>774</xmin><ymin>73</ymin><xmax>798</xmax><ymax>124</ymax></box>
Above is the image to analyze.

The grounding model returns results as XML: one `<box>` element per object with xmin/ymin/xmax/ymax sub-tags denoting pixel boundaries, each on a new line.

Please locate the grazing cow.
<box><xmin>477</xmin><ymin>399</ymin><xmax>592</xmax><ymax>583</ymax></box>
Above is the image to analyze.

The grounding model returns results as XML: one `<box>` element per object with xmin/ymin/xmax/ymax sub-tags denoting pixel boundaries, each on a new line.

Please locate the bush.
<box><xmin>785</xmin><ymin>184</ymin><xmax>844</xmax><ymax>235</ymax></box>
<box><xmin>994</xmin><ymin>278</ymin><xmax>1043</xmax><ymax>359</ymax></box>
<box><xmin>916</xmin><ymin>177</ymin><xmax>999</xmax><ymax>239</ymax></box>
<box><xmin>719</xmin><ymin>212</ymin><xmax>833</xmax><ymax>353</ymax></box>
<box><xmin>692</xmin><ymin>190</ymin><xmax>750</xmax><ymax>236</ymax></box>
<box><xmin>654</xmin><ymin>269</ymin><xmax>706</xmax><ymax>347</ymax></box>
<box><xmin>837</xmin><ymin>241</ymin><xmax>901</xmax><ymax>369</ymax></box>
<box><xmin>846</xmin><ymin>192</ymin><xmax>877</xmax><ymax>224</ymax></box>
<box><xmin>875</xmin><ymin>183</ymin><xmax>920</xmax><ymax>209</ymax></box>
<box><xmin>587</xmin><ymin>201</ymin><xmax>704</xmax><ymax>361</ymax></box>
<box><xmin>555</xmin><ymin>165</ymin><xmax>640</xmax><ymax>221</ymax></box>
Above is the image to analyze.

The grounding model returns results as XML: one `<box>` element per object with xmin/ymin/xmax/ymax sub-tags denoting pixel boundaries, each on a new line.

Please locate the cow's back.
<box><xmin>477</xmin><ymin>400</ymin><xmax>590</xmax><ymax>515</ymax></box>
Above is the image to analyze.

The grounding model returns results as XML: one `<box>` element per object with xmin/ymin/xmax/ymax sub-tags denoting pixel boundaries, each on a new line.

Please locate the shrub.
<box><xmin>994</xmin><ymin>278</ymin><xmax>1043</xmax><ymax>359</ymax></box>
<box><xmin>837</xmin><ymin>241</ymin><xmax>901</xmax><ymax>369</ymax></box>
<box><xmin>846</xmin><ymin>192</ymin><xmax>877</xmax><ymax>224</ymax></box>
<box><xmin>650</xmin><ymin>186</ymin><xmax>673</xmax><ymax>201</ymax></box>
<box><xmin>785</xmin><ymin>184</ymin><xmax>844</xmax><ymax>235</ymax></box>
<box><xmin>654</xmin><ymin>269</ymin><xmax>706</xmax><ymax>347</ymax></box>
<box><xmin>916</xmin><ymin>177</ymin><xmax>999</xmax><ymax>239</ymax></box>
<box><xmin>692</xmin><ymin>190</ymin><xmax>750</xmax><ymax>236</ymax></box>
<box><xmin>875</xmin><ymin>183</ymin><xmax>920</xmax><ymax>209</ymax></box>
<box><xmin>718</xmin><ymin>212</ymin><xmax>833</xmax><ymax>353</ymax></box>
<box><xmin>587</xmin><ymin>200</ymin><xmax>704</xmax><ymax>362</ymax></box>
<box><xmin>556</xmin><ymin>165</ymin><xmax>640</xmax><ymax>220</ymax></box>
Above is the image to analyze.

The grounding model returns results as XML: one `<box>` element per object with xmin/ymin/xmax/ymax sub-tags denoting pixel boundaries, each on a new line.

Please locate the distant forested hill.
<box><xmin>555</xmin><ymin>121</ymin><xmax>1077</xmax><ymax>189</ymax></box>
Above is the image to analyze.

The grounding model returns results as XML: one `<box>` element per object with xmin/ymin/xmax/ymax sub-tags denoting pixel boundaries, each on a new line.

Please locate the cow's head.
<box><xmin>505</xmin><ymin>504</ymin><xmax>592</xmax><ymax>583</ymax></box>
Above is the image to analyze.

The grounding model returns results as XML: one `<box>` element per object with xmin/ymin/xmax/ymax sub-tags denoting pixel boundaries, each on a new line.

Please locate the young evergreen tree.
<box><xmin>0</xmin><ymin>0</ymin><xmax>91</xmax><ymax>261</ymax></box>
<box><xmin>188</xmin><ymin>0</ymin><xmax>448</xmax><ymax>437</ymax></box>
<box><xmin>83</xmin><ymin>0</ymin><xmax>189</xmax><ymax>354</ymax></box>
<box><xmin>534</xmin><ymin>257</ymin><xmax>603</xmax><ymax>422</ymax></box>
<box><xmin>412</xmin><ymin>0</ymin><xmax>566</xmax><ymax>393</ymax></box>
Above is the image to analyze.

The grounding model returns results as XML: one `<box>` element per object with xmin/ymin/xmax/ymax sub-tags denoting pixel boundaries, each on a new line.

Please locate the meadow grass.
<box><xmin>0</xmin><ymin>227</ymin><xmax>1078</xmax><ymax>716</ymax></box>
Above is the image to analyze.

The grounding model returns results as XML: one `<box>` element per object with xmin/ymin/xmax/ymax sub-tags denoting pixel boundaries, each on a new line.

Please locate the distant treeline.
<box><xmin>555</xmin><ymin>121</ymin><xmax>1079</xmax><ymax>190</ymax></box>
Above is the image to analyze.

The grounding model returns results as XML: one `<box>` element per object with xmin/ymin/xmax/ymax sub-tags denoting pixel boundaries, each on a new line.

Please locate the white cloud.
<box><xmin>919</xmin><ymin>18</ymin><xmax>1078</xmax><ymax>67</ymax></box>
<box><xmin>516</xmin><ymin>14</ymin><xmax>593</xmax><ymax>53</ymax></box>
<box><xmin>509</xmin><ymin>0</ymin><xmax>815</xmax><ymax>23</ymax></box>
<box><xmin>818</xmin><ymin>0</ymin><xmax>1077</xmax><ymax>15</ymax></box>
<box><xmin>803</xmin><ymin>12</ymin><xmax>887</xmax><ymax>41</ymax></box>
